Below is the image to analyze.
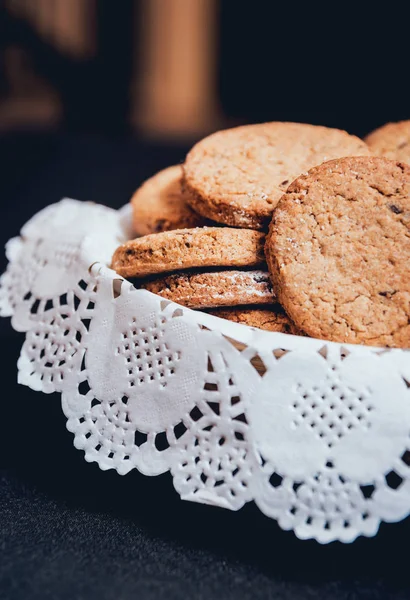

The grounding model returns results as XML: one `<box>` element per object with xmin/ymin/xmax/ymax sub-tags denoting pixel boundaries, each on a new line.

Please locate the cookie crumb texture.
<box><xmin>208</xmin><ymin>306</ymin><xmax>301</xmax><ymax>333</ymax></box>
<box><xmin>266</xmin><ymin>156</ymin><xmax>410</xmax><ymax>347</ymax></box>
<box><xmin>365</xmin><ymin>121</ymin><xmax>410</xmax><ymax>164</ymax></box>
<box><xmin>141</xmin><ymin>270</ymin><xmax>274</xmax><ymax>309</ymax></box>
<box><xmin>184</xmin><ymin>122</ymin><xmax>370</xmax><ymax>230</ymax></box>
<box><xmin>131</xmin><ymin>165</ymin><xmax>207</xmax><ymax>236</ymax></box>
<box><xmin>111</xmin><ymin>227</ymin><xmax>266</xmax><ymax>278</ymax></box>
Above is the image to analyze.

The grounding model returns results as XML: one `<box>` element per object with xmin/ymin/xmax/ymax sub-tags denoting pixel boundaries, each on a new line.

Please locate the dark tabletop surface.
<box><xmin>1</xmin><ymin>130</ymin><xmax>410</xmax><ymax>600</ymax></box>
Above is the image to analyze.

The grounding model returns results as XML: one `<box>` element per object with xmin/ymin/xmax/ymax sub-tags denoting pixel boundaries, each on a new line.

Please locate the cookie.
<box><xmin>365</xmin><ymin>121</ymin><xmax>410</xmax><ymax>164</ymax></box>
<box><xmin>140</xmin><ymin>270</ymin><xmax>274</xmax><ymax>309</ymax></box>
<box><xmin>207</xmin><ymin>306</ymin><xmax>301</xmax><ymax>333</ymax></box>
<box><xmin>111</xmin><ymin>227</ymin><xmax>265</xmax><ymax>278</ymax></box>
<box><xmin>265</xmin><ymin>156</ymin><xmax>410</xmax><ymax>347</ymax></box>
<box><xmin>184</xmin><ymin>122</ymin><xmax>370</xmax><ymax>230</ymax></box>
<box><xmin>131</xmin><ymin>165</ymin><xmax>208</xmax><ymax>235</ymax></box>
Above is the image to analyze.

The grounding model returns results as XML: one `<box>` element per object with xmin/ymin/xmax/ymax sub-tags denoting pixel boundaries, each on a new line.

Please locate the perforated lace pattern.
<box><xmin>2</xmin><ymin>198</ymin><xmax>410</xmax><ymax>544</ymax></box>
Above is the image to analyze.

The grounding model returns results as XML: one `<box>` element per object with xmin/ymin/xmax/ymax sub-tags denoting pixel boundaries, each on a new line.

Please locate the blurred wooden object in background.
<box><xmin>0</xmin><ymin>43</ymin><xmax>61</xmax><ymax>129</ymax></box>
<box><xmin>133</xmin><ymin>0</ymin><xmax>221</xmax><ymax>138</ymax></box>
<box><xmin>0</xmin><ymin>0</ymin><xmax>221</xmax><ymax>138</ymax></box>
<box><xmin>1</xmin><ymin>0</ymin><xmax>97</xmax><ymax>129</ymax></box>
<box><xmin>6</xmin><ymin>0</ymin><xmax>96</xmax><ymax>58</ymax></box>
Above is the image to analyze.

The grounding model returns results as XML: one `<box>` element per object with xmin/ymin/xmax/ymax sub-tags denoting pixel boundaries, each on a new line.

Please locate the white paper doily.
<box><xmin>2</xmin><ymin>198</ymin><xmax>410</xmax><ymax>544</ymax></box>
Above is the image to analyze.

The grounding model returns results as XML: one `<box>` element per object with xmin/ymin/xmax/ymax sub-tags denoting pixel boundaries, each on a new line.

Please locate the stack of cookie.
<box><xmin>112</xmin><ymin>120</ymin><xmax>410</xmax><ymax>347</ymax></box>
<box><xmin>111</xmin><ymin>225</ymin><xmax>298</xmax><ymax>332</ymax></box>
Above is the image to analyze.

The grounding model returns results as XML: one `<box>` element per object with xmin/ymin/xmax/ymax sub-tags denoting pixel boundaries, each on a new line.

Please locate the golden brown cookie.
<box><xmin>131</xmin><ymin>165</ymin><xmax>208</xmax><ymax>235</ymax></box>
<box><xmin>184</xmin><ymin>122</ymin><xmax>370</xmax><ymax>230</ymax></box>
<box><xmin>207</xmin><ymin>305</ymin><xmax>301</xmax><ymax>333</ymax></box>
<box><xmin>111</xmin><ymin>227</ymin><xmax>265</xmax><ymax>278</ymax></box>
<box><xmin>265</xmin><ymin>156</ymin><xmax>410</xmax><ymax>347</ymax></box>
<box><xmin>365</xmin><ymin>121</ymin><xmax>410</xmax><ymax>164</ymax></box>
<box><xmin>140</xmin><ymin>270</ymin><xmax>274</xmax><ymax>308</ymax></box>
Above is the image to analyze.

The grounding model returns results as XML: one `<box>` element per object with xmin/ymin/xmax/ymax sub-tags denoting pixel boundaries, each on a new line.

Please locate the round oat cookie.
<box><xmin>365</xmin><ymin>121</ymin><xmax>410</xmax><ymax>164</ymax></box>
<box><xmin>111</xmin><ymin>227</ymin><xmax>265</xmax><ymax>278</ymax></box>
<box><xmin>207</xmin><ymin>305</ymin><xmax>301</xmax><ymax>333</ymax></box>
<box><xmin>265</xmin><ymin>156</ymin><xmax>410</xmax><ymax>347</ymax></box>
<box><xmin>184</xmin><ymin>122</ymin><xmax>370</xmax><ymax>230</ymax></box>
<box><xmin>140</xmin><ymin>270</ymin><xmax>274</xmax><ymax>309</ymax></box>
<box><xmin>131</xmin><ymin>165</ymin><xmax>207</xmax><ymax>236</ymax></box>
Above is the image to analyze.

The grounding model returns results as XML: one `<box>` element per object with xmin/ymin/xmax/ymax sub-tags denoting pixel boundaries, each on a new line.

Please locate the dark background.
<box><xmin>1</xmin><ymin>2</ymin><xmax>410</xmax><ymax>599</ymax></box>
